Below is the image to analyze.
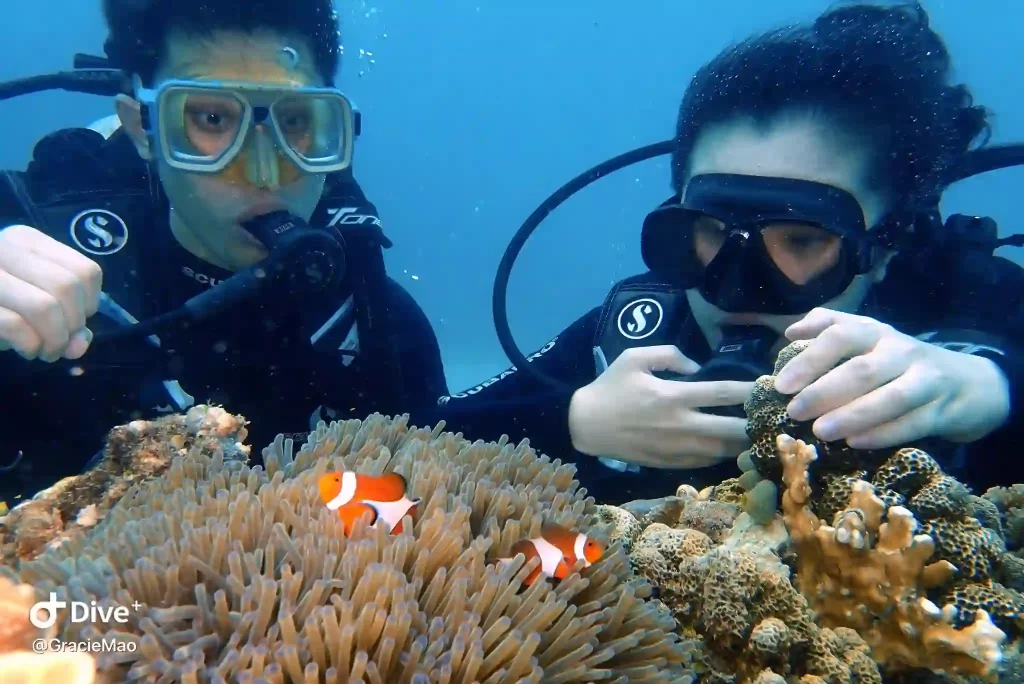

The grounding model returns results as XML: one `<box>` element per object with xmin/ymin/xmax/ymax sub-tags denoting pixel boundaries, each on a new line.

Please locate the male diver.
<box><xmin>0</xmin><ymin>1</ymin><xmax>448</xmax><ymax>500</ymax></box>
<box><xmin>429</xmin><ymin>2</ymin><xmax>1024</xmax><ymax>503</ymax></box>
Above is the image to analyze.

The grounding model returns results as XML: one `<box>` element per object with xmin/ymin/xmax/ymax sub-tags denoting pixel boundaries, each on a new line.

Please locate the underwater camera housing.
<box><xmin>658</xmin><ymin>324</ymin><xmax>777</xmax><ymax>385</ymax></box>
<box><xmin>651</xmin><ymin>325</ymin><xmax>777</xmax><ymax>419</ymax></box>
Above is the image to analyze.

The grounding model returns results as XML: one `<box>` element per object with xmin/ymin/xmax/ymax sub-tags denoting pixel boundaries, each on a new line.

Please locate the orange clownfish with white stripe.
<box><xmin>317</xmin><ymin>471</ymin><xmax>419</xmax><ymax>535</ymax></box>
<box><xmin>499</xmin><ymin>522</ymin><xmax>605</xmax><ymax>586</ymax></box>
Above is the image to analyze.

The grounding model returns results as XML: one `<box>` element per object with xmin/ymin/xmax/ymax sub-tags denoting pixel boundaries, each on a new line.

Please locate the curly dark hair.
<box><xmin>672</xmin><ymin>1</ymin><xmax>990</xmax><ymax>214</ymax></box>
<box><xmin>101</xmin><ymin>0</ymin><xmax>341</xmax><ymax>86</ymax></box>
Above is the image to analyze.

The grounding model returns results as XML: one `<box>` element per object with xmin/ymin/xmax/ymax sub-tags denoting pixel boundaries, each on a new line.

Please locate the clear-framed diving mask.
<box><xmin>133</xmin><ymin>76</ymin><xmax>360</xmax><ymax>183</ymax></box>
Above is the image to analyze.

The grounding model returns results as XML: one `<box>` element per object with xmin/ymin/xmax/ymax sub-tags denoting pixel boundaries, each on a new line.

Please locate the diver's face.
<box><xmin>120</xmin><ymin>29</ymin><xmax>328</xmax><ymax>270</ymax></box>
<box><xmin>681</xmin><ymin>113</ymin><xmax>892</xmax><ymax>347</ymax></box>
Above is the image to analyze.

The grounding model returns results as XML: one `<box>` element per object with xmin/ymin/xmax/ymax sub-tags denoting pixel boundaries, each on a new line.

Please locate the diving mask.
<box><xmin>641</xmin><ymin>173</ymin><xmax>897</xmax><ymax>315</ymax></box>
<box><xmin>134</xmin><ymin>77</ymin><xmax>359</xmax><ymax>176</ymax></box>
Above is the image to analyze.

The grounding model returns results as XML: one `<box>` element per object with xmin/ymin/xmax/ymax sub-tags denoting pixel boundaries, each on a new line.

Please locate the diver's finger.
<box><xmin>1</xmin><ymin>224</ymin><xmax>103</xmax><ymax>312</ymax></box>
<box><xmin>681</xmin><ymin>411</ymin><xmax>751</xmax><ymax>443</ymax></box>
<box><xmin>774</xmin><ymin>321</ymin><xmax>882</xmax><ymax>394</ymax></box>
<box><xmin>0</xmin><ymin>268</ymin><xmax>71</xmax><ymax>360</ymax></box>
<box><xmin>0</xmin><ymin>305</ymin><xmax>43</xmax><ymax>360</ymax></box>
<box><xmin>0</xmin><ymin>248</ymin><xmax>88</xmax><ymax>334</ymax></box>
<box><xmin>675</xmin><ymin>381</ymin><xmax>755</xmax><ymax>408</ymax></box>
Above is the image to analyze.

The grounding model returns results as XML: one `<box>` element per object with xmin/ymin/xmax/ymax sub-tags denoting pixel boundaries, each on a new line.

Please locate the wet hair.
<box><xmin>101</xmin><ymin>0</ymin><xmax>341</xmax><ymax>86</ymax></box>
<box><xmin>672</xmin><ymin>1</ymin><xmax>990</xmax><ymax>214</ymax></box>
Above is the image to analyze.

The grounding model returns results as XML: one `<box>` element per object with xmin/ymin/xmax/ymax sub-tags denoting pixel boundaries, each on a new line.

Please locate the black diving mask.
<box><xmin>641</xmin><ymin>173</ymin><xmax>895</xmax><ymax>315</ymax></box>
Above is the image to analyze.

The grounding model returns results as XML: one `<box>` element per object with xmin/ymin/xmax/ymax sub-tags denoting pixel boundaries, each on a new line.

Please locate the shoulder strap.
<box><xmin>311</xmin><ymin>169</ymin><xmax>406</xmax><ymax>409</ymax></box>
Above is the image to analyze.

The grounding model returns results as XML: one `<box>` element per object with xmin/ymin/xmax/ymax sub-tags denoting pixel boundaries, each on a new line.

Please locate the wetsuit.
<box><xmin>426</xmin><ymin>249</ymin><xmax>1024</xmax><ymax>504</ymax></box>
<box><xmin>0</xmin><ymin>126</ymin><xmax>448</xmax><ymax>501</ymax></box>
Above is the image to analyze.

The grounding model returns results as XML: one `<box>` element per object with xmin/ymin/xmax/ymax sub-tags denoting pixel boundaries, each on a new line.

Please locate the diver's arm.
<box><xmin>411</xmin><ymin>308</ymin><xmax>601</xmax><ymax>458</ymax></box>
<box><xmin>919</xmin><ymin>256</ymin><xmax>1024</xmax><ymax>487</ymax></box>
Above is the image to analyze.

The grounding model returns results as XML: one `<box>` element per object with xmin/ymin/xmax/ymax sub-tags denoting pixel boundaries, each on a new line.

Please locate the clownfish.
<box><xmin>499</xmin><ymin>522</ymin><xmax>605</xmax><ymax>587</ymax></box>
<box><xmin>317</xmin><ymin>471</ymin><xmax>419</xmax><ymax>535</ymax></box>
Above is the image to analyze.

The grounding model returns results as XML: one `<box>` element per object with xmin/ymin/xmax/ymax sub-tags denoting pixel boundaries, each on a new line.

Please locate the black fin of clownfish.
<box><xmin>364</xmin><ymin>501</ymin><xmax>380</xmax><ymax>524</ymax></box>
<box><xmin>362</xmin><ymin>502</ymin><xmax>380</xmax><ymax>526</ymax></box>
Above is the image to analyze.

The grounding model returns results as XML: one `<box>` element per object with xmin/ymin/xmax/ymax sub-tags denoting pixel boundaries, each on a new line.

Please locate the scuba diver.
<box><xmin>0</xmin><ymin>0</ymin><xmax>448</xmax><ymax>500</ymax></box>
<box><xmin>429</xmin><ymin>2</ymin><xmax>1024</xmax><ymax>504</ymax></box>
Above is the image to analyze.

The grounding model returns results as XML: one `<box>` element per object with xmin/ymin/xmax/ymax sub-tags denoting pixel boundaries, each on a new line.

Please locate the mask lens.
<box><xmin>163</xmin><ymin>87</ymin><xmax>248</xmax><ymax>165</ymax></box>
<box><xmin>271</xmin><ymin>94</ymin><xmax>349</xmax><ymax>168</ymax></box>
<box><xmin>691</xmin><ymin>213</ymin><xmax>728</xmax><ymax>266</ymax></box>
<box><xmin>760</xmin><ymin>221</ymin><xmax>843</xmax><ymax>285</ymax></box>
<box><xmin>641</xmin><ymin>205</ymin><xmax>713</xmax><ymax>285</ymax></box>
<box><xmin>643</xmin><ymin>205</ymin><xmax>848</xmax><ymax>288</ymax></box>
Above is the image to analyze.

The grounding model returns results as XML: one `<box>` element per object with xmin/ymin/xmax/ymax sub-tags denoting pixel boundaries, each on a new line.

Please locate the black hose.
<box><xmin>951</xmin><ymin>144</ymin><xmax>1024</xmax><ymax>183</ymax></box>
<box><xmin>0</xmin><ymin>70</ymin><xmax>127</xmax><ymax>102</ymax></box>
<box><xmin>491</xmin><ymin>140</ymin><xmax>676</xmax><ymax>392</ymax></box>
<box><xmin>0</xmin><ymin>74</ymin><xmax>69</xmax><ymax>101</ymax></box>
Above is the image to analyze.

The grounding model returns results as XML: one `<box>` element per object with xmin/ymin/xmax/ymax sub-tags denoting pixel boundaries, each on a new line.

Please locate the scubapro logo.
<box><xmin>616</xmin><ymin>298</ymin><xmax>663</xmax><ymax>340</ymax></box>
<box><xmin>69</xmin><ymin>209</ymin><xmax>128</xmax><ymax>256</ymax></box>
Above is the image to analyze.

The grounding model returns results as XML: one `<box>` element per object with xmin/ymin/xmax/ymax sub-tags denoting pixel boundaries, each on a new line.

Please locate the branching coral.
<box><xmin>2</xmin><ymin>411</ymin><xmax>692</xmax><ymax>683</ymax></box>
<box><xmin>745</xmin><ymin>340</ymin><xmax>1024</xmax><ymax>640</ymax></box>
<box><xmin>778</xmin><ymin>433</ymin><xmax>1006</xmax><ymax>679</ymax></box>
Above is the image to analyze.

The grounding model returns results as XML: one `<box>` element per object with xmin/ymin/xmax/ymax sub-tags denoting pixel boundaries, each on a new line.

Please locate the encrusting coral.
<box><xmin>0</xmin><ymin>405</ymin><xmax>250</xmax><ymax>565</ymax></box>
<box><xmin>1</xmin><ymin>408</ymin><xmax>695</xmax><ymax>683</ymax></box>
<box><xmin>777</xmin><ymin>433</ymin><xmax>1006</xmax><ymax>678</ymax></box>
<box><xmin>598</xmin><ymin>487</ymin><xmax>884</xmax><ymax>683</ymax></box>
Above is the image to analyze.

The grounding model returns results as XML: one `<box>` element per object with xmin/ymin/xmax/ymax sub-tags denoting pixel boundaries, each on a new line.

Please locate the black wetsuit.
<box><xmin>425</xmin><ymin>252</ymin><xmax>1024</xmax><ymax>504</ymax></box>
<box><xmin>0</xmin><ymin>127</ymin><xmax>448</xmax><ymax>501</ymax></box>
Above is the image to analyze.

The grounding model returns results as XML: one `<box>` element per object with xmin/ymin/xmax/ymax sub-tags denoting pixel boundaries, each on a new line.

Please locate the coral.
<box><xmin>744</xmin><ymin>340</ymin><xmax>1024</xmax><ymax>642</ymax></box>
<box><xmin>982</xmin><ymin>485</ymin><xmax>1024</xmax><ymax>550</ymax></box>
<box><xmin>618</xmin><ymin>498</ymin><xmax>881</xmax><ymax>682</ymax></box>
<box><xmin>708</xmin><ymin>479</ymin><xmax>747</xmax><ymax>506</ymax></box>
<box><xmin>0</xmin><ymin>576</ymin><xmax>99</xmax><ymax>683</ymax></box>
<box><xmin>2</xmin><ymin>412</ymin><xmax>692</xmax><ymax>683</ymax></box>
<box><xmin>0</xmin><ymin>405</ymin><xmax>249</xmax><ymax>565</ymax></box>
<box><xmin>744</xmin><ymin>340</ymin><xmax>892</xmax><ymax>482</ymax></box>
<box><xmin>871</xmin><ymin>449</ymin><xmax>971</xmax><ymax>521</ymax></box>
<box><xmin>778</xmin><ymin>433</ymin><xmax>1006</xmax><ymax>679</ymax></box>
<box><xmin>594</xmin><ymin>504</ymin><xmax>644</xmax><ymax>553</ymax></box>
<box><xmin>969</xmin><ymin>496</ymin><xmax>1004</xmax><ymax>538</ymax></box>
<box><xmin>0</xmin><ymin>575</ymin><xmax>45</xmax><ymax>653</ymax></box>
<box><xmin>940</xmin><ymin>582</ymin><xmax>1024</xmax><ymax>633</ymax></box>
<box><xmin>918</xmin><ymin>518</ymin><xmax>1004</xmax><ymax>583</ymax></box>
<box><xmin>997</xmin><ymin>553</ymin><xmax>1024</xmax><ymax>593</ymax></box>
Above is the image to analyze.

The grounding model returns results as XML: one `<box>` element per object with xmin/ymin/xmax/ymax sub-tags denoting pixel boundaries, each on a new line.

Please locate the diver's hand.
<box><xmin>568</xmin><ymin>345</ymin><xmax>753</xmax><ymax>469</ymax></box>
<box><xmin>0</xmin><ymin>224</ymin><xmax>102</xmax><ymax>362</ymax></box>
<box><xmin>774</xmin><ymin>308</ymin><xmax>1011</xmax><ymax>449</ymax></box>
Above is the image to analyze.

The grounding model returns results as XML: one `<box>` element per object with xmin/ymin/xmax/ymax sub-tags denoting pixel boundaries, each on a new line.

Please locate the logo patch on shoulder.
<box><xmin>69</xmin><ymin>209</ymin><xmax>128</xmax><ymax>256</ymax></box>
<box><xmin>616</xmin><ymin>297</ymin><xmax>664</xmax><ymax>340</ymax></box>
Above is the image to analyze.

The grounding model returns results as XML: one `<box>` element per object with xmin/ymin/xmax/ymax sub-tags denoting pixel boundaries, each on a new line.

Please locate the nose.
<box><xmin>244</xmin><ymin>126</ymin><xmax>282</xmax><ymax>189</ymax></box>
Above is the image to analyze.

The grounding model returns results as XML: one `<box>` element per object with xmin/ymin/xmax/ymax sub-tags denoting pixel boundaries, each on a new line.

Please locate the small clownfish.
<box><xmin>317</xmin><ymin>471</ymin><xmax>419</xmax><ymax>535</ymax></box>
<box><xmin>499</xmin><ymin>522</ymin><xmax>605</xmax><ymax>587</ymax></box>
